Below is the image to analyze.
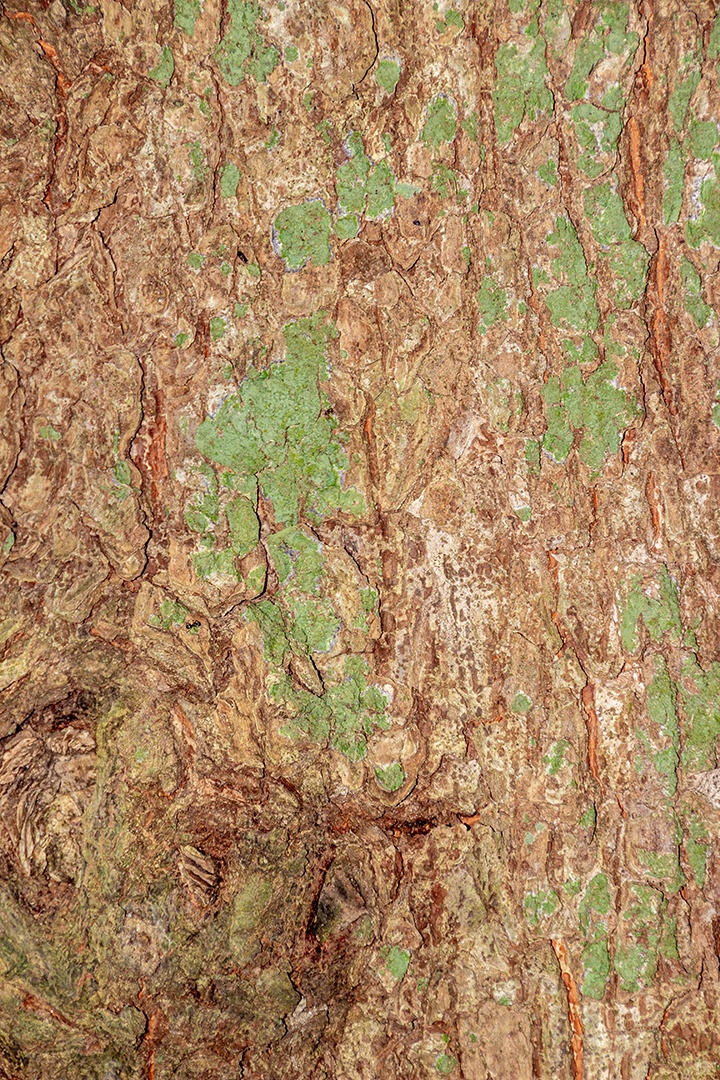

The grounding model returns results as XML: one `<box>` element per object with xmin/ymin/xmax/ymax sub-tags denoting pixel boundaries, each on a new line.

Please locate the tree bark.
<box><xmin>1</xmin><ymin>0</ymin><xmax>720</xmax><ymax>1077</ymax></box>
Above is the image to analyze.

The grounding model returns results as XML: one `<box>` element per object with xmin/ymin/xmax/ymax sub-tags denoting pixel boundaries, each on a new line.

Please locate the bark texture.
<box><xmin>2</xmin><ymin>0</ymin><xmax>720</xmax><ymax>1076</ymax></box>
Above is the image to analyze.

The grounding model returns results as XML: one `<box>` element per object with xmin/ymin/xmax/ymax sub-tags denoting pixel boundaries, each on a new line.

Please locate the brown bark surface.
<box><xmin>2</xmin><ymin>0</ymin><xmax>720</xmax><ymax>1076</ymax></box>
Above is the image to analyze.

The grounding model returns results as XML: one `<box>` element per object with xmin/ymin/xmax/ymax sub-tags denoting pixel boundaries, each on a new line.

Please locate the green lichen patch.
<box><xmin>274</xmin><ymin>657</ymin><xmax>388</xmax><ymax>760</ymax></box>
<box><xmin>687</xmin><ymin>162</ymin><xmax>720</xmax><ymax>248</ymax></box>
<box><xmin>175</xmin><ymin>0</ymin><xmax>201</xmax><ymax>35</ymax></box>
<box><xmin>565</xmin><ymin>4</ymin><xmax>638</xmax><ymax>103</ymax></box>
<box><xmin>476</xmin><ymin>277</ymin><xmax>509</xmax><ymax>333</ymax></box>
<box><xmin>149</xmin><ymin>597</ymin><xmax>191</xmax><ymax>631</ymax></box>
<box><xmin>195</xmin><ymin>313</ymin><xmax>361</xmax><ymax>524</ymax></box>
<box><xmin>210</xmin><ymin>316</ymin><xmax>226</xmax><ymax>341</ymax></box>
<box><xmin>220</xmin><ymin>161</ymin><xmax>241</xmax><ymax>198</ymax></box>
<box><xmin>662</xmin><ymin>139</ymin><xmax>685</xmax><ymax>225</ymax></box>
<box><xmin>336</xmin><ymin>134</ymin><xmax>397</xmax><ymax>222</ymax></box>
<box><xmin>540</xmin><ymin>361</ymin><xmax>636</xmax><ymax>471</ymax></box>
<box><xmin>584</xmin><ymin>182</ymin><xmax>649</xmax><ymax>305</ymax></box>
<box><xmin>620</xmin><ymin>566</ymin><xmax>682</xmax><ymax>653</ymax></box>
<box><xmin>273</xmin><ymin>201</ymin><xmax>332</xmax><ymax>269</ymax></box>
<box><xmin>436</xmin><ymin>1054</ymin><xmax>457</xmax><ymax>1075</ymax></box>
<box><xmin>538</xmin><ymin>158</ymin><xmax>557</xmax><ymax>186</ymax></box>
<box><xmin>644</xmin><ymin>658</ymin><xmax>680</xmax><ymax>796</ymax></box>
<box><xmin>668</xmin><ymin>63</ymin><xmax>701</xmax><ymax>133</ymax></box>
<box><xmin>581</xmin><ymin>936</ymin><xmax>610</xmax><ymax>1000</ymax></box>
<box><xmin>381</xmin><ymin>945</ymin><xmax>410</xmax><ymax>980</ymax></box>
<box><xmin>375</xmin><ymin>762</ymin><xmax>405</xmax><ymax>792</ymax></box>
<box><xmin>375</xmin><ymin>59</ymin><xmax>401</xmax><ymax>95</ymax></box>
<box><xmin>544</xmin><ymin>218</ymin><xmax>599</xmax><ymax>334</ymax></box>
<box><xmin>543</xmin><ymin>738</ymin><xmax>570</xmax><ymax>776</ymax></box>
<box><xmin>614</xmin><ymin>883</ymin><xmax>672</xmax><ymax>992</ymax></box>
<box><xmin>680</xmin><ymin>258</ymin><xmax>711</xmax><ymax>328</ymax></box>
<box><xmin>570</xmin><ymin>101</ymin><xmax>623</xmax><ymax>177</ymax></box>
<box><xmin>523</xmin><ymin>889</ymin><xmax>559</xmax><ymax>927</ymax></box>
<box><xmin>215</xmin><ymin>0</ymin><xmax>278</xmax><ymax>86</ymax></box>
<box><xmin>493</xmin><ymin>36</ymin><xmax>553</xmax><ymax>144</ymax></box>
<box><xmin>683</xmin><ymin>813</ymin><xmax>709</xmax><ymax>888</ymax></box>
<box><xmin>149</xmin><ymin>46</ymin><xmax>174</xmax><ymax>88</ymax></box>
<box><xmin>512</xmin><ymin>691</ymin><xmax>532</xmax><ymax>714</ymax></box>
<box><xmin>679</xmin><ymin>655</ymin><xmax>720</xmax><ymax>770</ymax></box>
<box><xmin>579</xmin><ymin>873</ymin><xmax>612</xmax><ymax>935</ymax></box>
<box><xmin>422</xmin><ymin>96</ymin><xmax>457</xmax><ymax>147</ymax></box>
<box><xmin>639</xmin><ymin>849</ymin><xmax>684</xmax><ymax>894</ymax></box>
<box><xmin>688</xmin><ymin>119</ymin><xmax>719</xmax><ymax>161</ymax></box>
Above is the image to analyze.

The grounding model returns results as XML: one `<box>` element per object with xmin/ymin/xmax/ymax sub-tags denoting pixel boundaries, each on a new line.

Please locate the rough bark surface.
<box><xmin>2</xmin><ymin>0</ymin><xmax>720</xmax><ymax>1076</ymax></box>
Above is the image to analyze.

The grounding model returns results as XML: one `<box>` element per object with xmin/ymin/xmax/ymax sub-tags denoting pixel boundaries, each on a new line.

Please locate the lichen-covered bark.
<box><xmin>2</xmin><ymin>0</ymin><xmax>720</xmax><ymax>1076</ymax></box>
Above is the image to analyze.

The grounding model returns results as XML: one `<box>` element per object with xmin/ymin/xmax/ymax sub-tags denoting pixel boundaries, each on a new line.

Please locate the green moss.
<box><xmin>493</xmin><ymin>36</ymin><xmax>553</xmax><ymax>144</ymax></box>
<box><xmin>149</xmin><ymin>46</ymin><xmax>174</xmax><ymax>88</ymax></box>
<box><xmin>381</xmin><ymin>945</ymin><xmax>410</xmax><ymax>980</ymax></box>
<box><xmin>477</xmin><ymin>276</ymin><xmax>509</xmax><ymax>333</ymax></box>
<box><xmin>662</xmin><ymin>139</ymin><xmax>685</xmax><ymax>225</ymax></box>
<box><xmin>579</xmin><ymin>804</ymin><xmax>596</xmax><ymax>828</ymax></box>
<box><xmin>375</xmin><ymin>763</ymin><xmax>405</xmax><ymax>792</ymax></box>
<box><xmin>422</xmin><ymin>96</ymin><xmax>457</xmax><ymax>147</ymax></box>
<box><xmin>175</xmin><ymin>0</ymin><xmax>201</xmax><ymax>34</ymax></box>
<box><xmin>220</xmin><ymin>161</ymin><xmax>241</xmax><ymax>197</ymax></box>
<box><xmin>375</xmin><ymin>58</ymin><xmax>401</xmax><ymax>94</ymax></box>
<box><xmin>680</xmin><ymin>258</ymin><xmax>711</xmax><ymax>328</ymax></box>
<box><xmin>273</xmin><ymin>201</ymin><xmax>332</xmax><ymax>269</ymax></box>
<box><xmin>620</xmin><ymin>566</ymin><xmax>682</xmax><ymax>652</ymax></box>
<box><xmin>215</xmin><ymin>0</ymin><xmax>278</xmax><ymax>85</ymax></box>
<box><xmin>187</xmin><ymin>251</ymin><xmax>205</xmax><ymax>270</ymax></box>
<box><xmin>285</xmin><ymin>44</ymin><xmax>298</xmax><ymax>62</ymax></box>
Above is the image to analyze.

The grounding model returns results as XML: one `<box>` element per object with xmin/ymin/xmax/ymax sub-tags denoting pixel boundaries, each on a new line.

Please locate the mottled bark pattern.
<box><xmin>1</xmin><ymin>0</ymin><xmax>720</xmax><ymax>1077</ymax></box>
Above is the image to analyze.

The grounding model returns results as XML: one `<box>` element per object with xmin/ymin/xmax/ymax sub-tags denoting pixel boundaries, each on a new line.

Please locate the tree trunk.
<box><xmin>2</xmin><ymin>0</ymin><xmax>720</xmax><ymax>1076</ymax></box>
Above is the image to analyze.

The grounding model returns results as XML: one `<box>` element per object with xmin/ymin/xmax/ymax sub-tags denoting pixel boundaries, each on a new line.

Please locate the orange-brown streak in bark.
<box><xmin>581</xmin><ymin>682</ymin><xmax>602</xmax><ymax>788</ymax></box>
<box><xmin>551</xmin><ymin>939</ymin><xmax>584</xmax><ymax>1080</ymax></box>
<box><xmin>627</xmin><ymin>117</ymin><xmax>646</xmax><ymax>227</ymax></box>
